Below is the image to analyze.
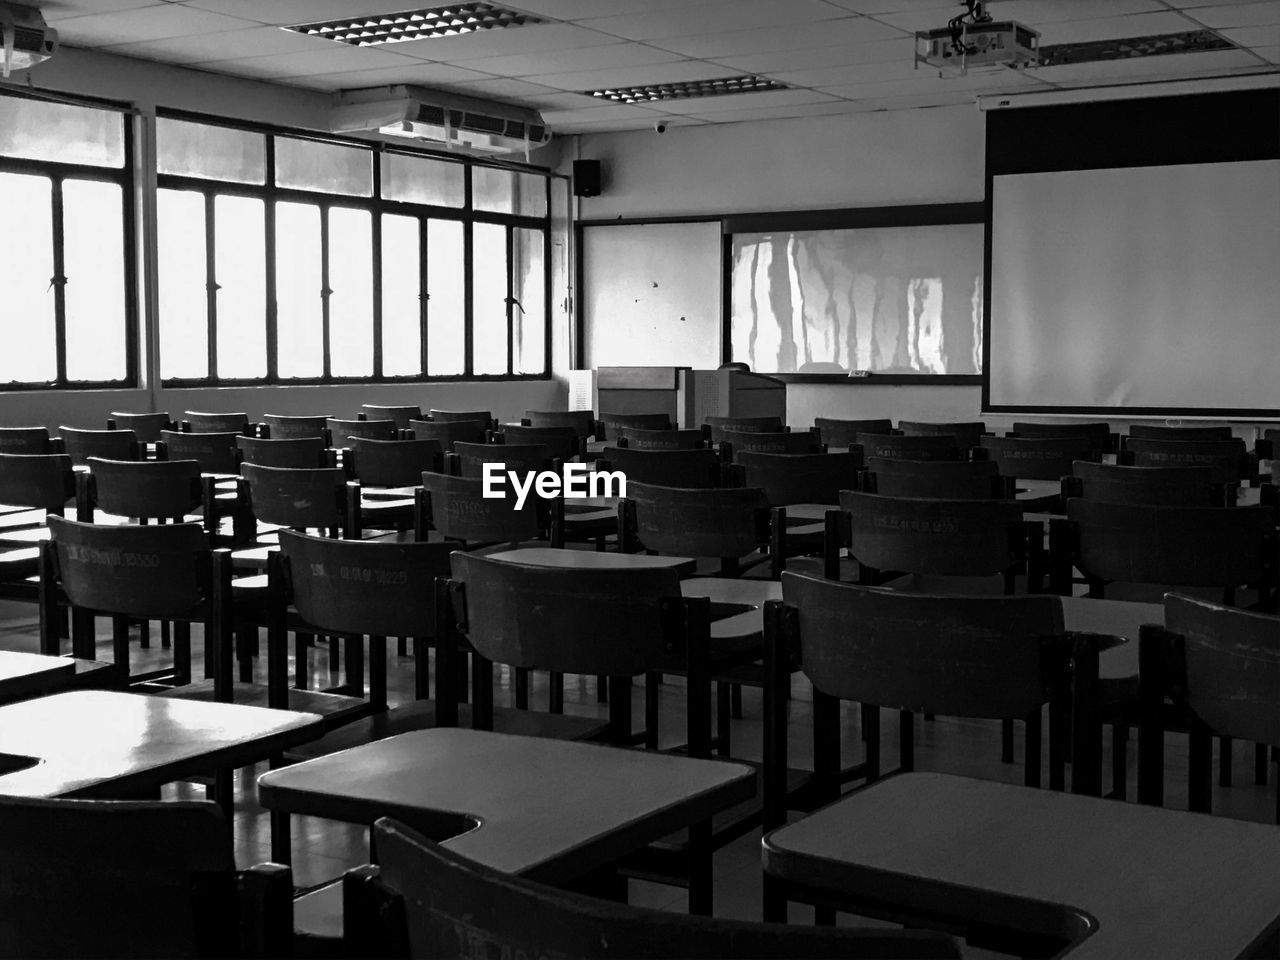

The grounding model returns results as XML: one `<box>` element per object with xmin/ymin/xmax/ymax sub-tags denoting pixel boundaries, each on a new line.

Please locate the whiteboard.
<box><xmin>582</xmin><ymin>221</ymin><xmax>722</xmax><ymax>369</ymax></box>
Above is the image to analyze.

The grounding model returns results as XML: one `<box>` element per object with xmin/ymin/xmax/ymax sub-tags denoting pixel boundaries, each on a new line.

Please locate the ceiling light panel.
<box><xmin>282</xmin><ymin>3</ymin><xmax>542</xmax><ymax>46</ymax></box>
<box><xmin>584</xmin><ymin>74</ymin><xmax>790</xmax><ymax>104</ymax></box>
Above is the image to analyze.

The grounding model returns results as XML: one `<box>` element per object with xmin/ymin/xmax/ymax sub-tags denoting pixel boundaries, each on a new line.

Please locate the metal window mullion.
<box><xmin>542</xmin><ymin>218</ymin><xmax>552</xmax><ymax>377</ymax></box>
<box><xmin>372</xmin><ymin>210</ymin><xmax>384</xmax><ymax>379</ymax></box>
<box><xmin>123</xmin><ymin>112</ymin><xmax>142</xmax><ymax>389</ymax></box>
<box><xmin>50</xmin><ymin>178</ymin><xmax>67</xmax><ymax>385</ymax></box>
<box><xmin>205</xmin><ymin>192</ymin><xmax>219</xmax><ymax>379</ymax></box>
<box><xmin>505</xmin><ymin>225</ymin><xmax>515</xmax><ymax>376</ymax></box>
<box><xmin>463</xmin><ymin>167</ymin><xmax>474</xmax><ymax>376</ymax></box>
<box><xmin>419</xmin><ymin>217</ymin><xmax>429</xmax><ymax>377</ymax></box>
<box><xmin>320</xmin><ymin>204</ymin><xmax>332</xmax><ymax>379</ymax></box>
<box><xmin>265</xmin><ymin>136</ymin><xmax>279</xmax><ymax>382</ymax></box>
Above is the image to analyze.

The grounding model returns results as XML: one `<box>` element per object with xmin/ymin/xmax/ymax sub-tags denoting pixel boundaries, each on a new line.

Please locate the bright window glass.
<box><xmin>328</xmin><ymin>207</ymin><xmax>374</xmax><ymax>378</ymax></box>
<box><xmin>513</xmin><ymin>228</ymin><xmax>545</xmax><ymax>375</ymax></box>
<box><xmin>0</xmin><ymin>173</ymin><xmax>56</xmax><ymax>384</ymax></box>
<box><xmin>157</xmin><ymin>189</ymin><xmax>209</xmax><ymax>379</ymax></box>
<box><xmin>471</xmin><ymin>222</ymin><xmax>507</xmax><ymax>375</ymax></box>
<box><xmin>426</xmin><ymin>220</ymin><xmax>465</xmax><ymax>376</ymax></box>
<box><xmin>275</xmin><ymin>137</ymin><xmax>372</xmax><ymax>197</ymax></box>
<box><xmin>62</xmin><ymin>180</ymin><xmax>127</xmax><ymax>381</ymax></box>
<box><xmin>214</xmin><ymin>195</ymin><xmax>267</xmax><ymax>379</ymax></box>
<box><xmin>156</xmin><ymin>117</ymin><xmax>265</xmax><ymax>184</ymax></box>
<box><xmin>274</xmin><ymin>201</ymin><xmax>323</xmax><ymax>379</ymax></box>
<box><xmin>0</xmin><ymin>97</ymin><xmax>124</xmax><ymax>168</ymax></box>
<box><xmin>381</xmin><ymin>215</ymin><xmax>421</xmax><ymax>377</ymax></box>
<box><xmin>381</xmin><ymin>153</ymin><xmax>464</xmax><ymax>207</ymax></box>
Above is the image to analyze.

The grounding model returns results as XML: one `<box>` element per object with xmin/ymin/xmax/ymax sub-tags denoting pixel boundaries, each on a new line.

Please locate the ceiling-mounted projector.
<box><xmin>915</xmin><ymin>1</ymin><xmax>1038</xmax><ymax>75</ymax></box>
<box><xmin>0</xmin><ymin>3</ymin><xmax>58</xmax><ymax>78</ymax></box>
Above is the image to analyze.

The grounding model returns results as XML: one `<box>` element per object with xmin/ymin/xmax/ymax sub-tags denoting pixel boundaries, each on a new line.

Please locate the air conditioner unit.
<box><xmin>0</xmin><ymin>3</ymin><xmax>58</xmax><ymax>78</ymax></box>
<box><xmin>331</xmin><ymin>85</ymin><xmax>552</xmax><ymax>156</ymax></box>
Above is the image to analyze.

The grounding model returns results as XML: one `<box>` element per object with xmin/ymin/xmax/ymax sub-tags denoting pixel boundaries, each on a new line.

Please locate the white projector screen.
<box><xmin>988</xmin><ymin>159</ymin><xmax>1280</xmax><ymax>413</ymax></box>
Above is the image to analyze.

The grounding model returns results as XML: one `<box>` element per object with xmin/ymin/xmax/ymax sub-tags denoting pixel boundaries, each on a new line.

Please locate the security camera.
<box><xmin>653</xmin><ymin>121</ymin><xmax>667</xmax><ymax>134</ymax></box>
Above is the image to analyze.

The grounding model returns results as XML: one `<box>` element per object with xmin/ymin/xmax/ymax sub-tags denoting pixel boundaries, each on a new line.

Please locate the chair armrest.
<box><xmin>238</xmin><ymin>861</ymin><xmax>294</xmax><ymax>959</ymax></box>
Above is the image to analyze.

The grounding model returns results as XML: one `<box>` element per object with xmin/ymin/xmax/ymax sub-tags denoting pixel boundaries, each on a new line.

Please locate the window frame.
<box><xmin>155</xmin><ymin>109</ymin><xmax>554</xmax><ymax>387</ymax></box>
<box><xmin>0</xmin><ymin>89</ymin><xmax>139</xmax><ymax>391</ymax></box>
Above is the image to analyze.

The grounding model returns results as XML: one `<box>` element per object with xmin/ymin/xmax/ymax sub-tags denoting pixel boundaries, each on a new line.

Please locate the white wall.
<box><xmin>0</xmin><ymin>46</ymin><xmax>569</xmax><ymax>427</ymax></box>
<box><xmin>572</xmin><ymin>104</ymin><xmax>985</xmax><ymax>425</ymax></box>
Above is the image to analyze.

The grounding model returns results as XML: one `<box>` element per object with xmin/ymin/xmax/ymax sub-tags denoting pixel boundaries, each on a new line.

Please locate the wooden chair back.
<box><xmin>159</xmin><ymin>430</ymin><xmax>241</xmax><ymax>475</ymax></box>
<box><xmin>277</xmin><ymin>529</ymin><xmax>453</xmax><ymax>639</ymax></box>
<box><xmin>0</xmin><ymin>453</ymin><xmax>75</xmax><ymax>511</ymax></box>
<box><xmin>977</xmin><ymin>435</ymin><xmax>1095</xmax><ymax>481</ymax></box>
<box><xmin>862</xmin><ymin>457</ymin><xmax>1002</xmax><ymax>500</ymax></box>
<box><xmin>328</xmin><ymin>417</ymin><xmax>398</xmax><ymax>443</ymax></box>
<box><xmin>182</xmin><ymin>411</ymin><xmax>251</xmax><ymax>435</ymax></box>
<box><xmin>1122</xmin><ymin>436</ymin><xmax>1246</xmax><ymax>485</ymax></box>
<box><xmin>362</xmin><ymin>404</ymin><xmax>421</xmax><ymax>430</ymax></box>
<box><xmin>453</xmin><ymin>441</ymin><xmax>550</xmax><ymax>480</ymax></box>
<box><xmin>419</xmin><ymin>472</ymin><xmax>539</xmax><ymax>545</ymax></box>
<box><xmin>1010</xmin><ymin>421</ymin><xmax>1112</xmax><ymax>453</ymax></box>
<box><xmin>430</xmin><ymin>409</ymin><xmax>494</xmax><ymax>428</ymax></box>
<box><xmin>615</xmin><ymin>426</ymin><xmax>705</xmax><ymax>450</ymax></box>
<box><xmin>813</xmin><ymin>417</ymin><xmax>894</xmax><ymax>448</ymax></box>
<box><xmin>106</xmin><ymin>412</ymin><xmax>172</xmax><ymax>443</ymax></box>
<box><xmin>236</xmin><ymin>436</ymin><xmax>329</xmax><ymax>469</ymax></box>
<box><xmin>781</xmin><ymin>572</ymin><xmax>1066</xmax><ymax>719</ymax></box>
<box><xmin>855</xmin><ymin>433</ymin><xmax>959</xmax><ymax>462</ymax></box>
<box><xmin>84</xmin><ymin>457</ymin><xmax>202</xmax><ymax>521</ymax></box>
<box><xmin>240</xmin><ymin>463</ymin><xmax>349</xmax><ymax>532</ymax></box>
<box><xmin>500</xmin><ymin>425</ymin><xmax>579</xmax><ymax>462</ymax></box>
<box><xmin>839</xmin><ymin>491</ymin><xmax>1024</xmax><ymax>580</ymax></box>
<box><xmin>0</xmin><ymin>427</ymin><xmax>52</xmax><ymax>455</ymax></box>
<box><xmin>1129</xmin><ymin>424</ymin><xmax>1234</xmax><ymax>442</ymax></box>
<box><xmin>348</xmin><ymin>817</ymin><xmax>959</xmax><ymax>960</ymax></box>
<box><xmin>624</xmin><ymin>482</ymin><xmax>768</xmax><ymax>560</ymax></box>
<box><xmin>720</xmin><ymin>428</ymin><xmax>821</xmax><ymax>460</ymax></box>
<box><xmin>524</xmin><ymin>409</ymin><xmax>596</xmax><ymax>438</ymax></box>
<box><xmin>450</xmin><ymin>551</ymin><xmax>681</xmax><ymax>677</ymax></box>
<box><xmin>1062</xmin><ymin>498</ymin><xmax>1275</xmax><ymax>597</ymax></box>
<box><xmin>46</xmin><ymin>515</ymin><xmax>209</xmax><ymax>619</ymax></box>
<box><xmin>1139</xmin><ymin>594</ymin><xmax>1280</xmax><ymax>817</ymax></box>
<box><xmin>346</xmin><ymin>437</ymin><xmax>442</xmax><ymax>487</ymax></box>
<box><xmin>897</xmin><ymin>420</ymin><xmax>985</xmax><ymax>450</ymax></box>
<box><xmin>737</xmin><ymin>451</ymin><xmax>861</xmax><ymax>505</ymax></box>
<box><xmin>407</xmin><ymin>419</ymin><xmax>487</xmax><ymax>453</ymax></box>
<box><xmin>703</xmin><ymin>415</ymin><xmax>783</xmax><ymax>436</ymax></box>
<box><xmin>0</xmin><ymin>794</ymin><xmax>289</xmax><ymax>959</ymax></box>
<box><xmin>262</xmin><ymin>414</ymin><xmax>329</xmax><ymax>441</ymax></box>
<box><xmin>1069</xmin><ymin>461</ymin><xmax>1219</xmax><ymax>507</ymax></box>
<box><xmin>597</xmin><ymin>447</ymin><xmax>720</xmax><ymax>489</ymax></box>
<box><xmin>598</xmin><ymin>412</ymin><xmax>671</xmax><ymax>439</ymax></box>
<box><xmin>59</xmin><ymin>427</ymin><xmax>139</xmax><ymax>467</ymax></box>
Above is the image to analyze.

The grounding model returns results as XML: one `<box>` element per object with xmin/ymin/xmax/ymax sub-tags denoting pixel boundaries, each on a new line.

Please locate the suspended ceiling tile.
<box><xmin>502</xmin><ymin>0</ymin><xmax>715</xmax><ymax>17</ymax></box>
<box><xmin>652</xmin><ymin>16</ymin><xmax>906</xmax><ymax>58</ymax></box>
<box><xmin>769</xmin><ymin>58</ymin><xmax>921</xmax><ymax>88</ymax></box>
<box><xmin>709</xmin><ymin>37</ymin><xmax>912</xmax><ymax>73</ymax></box>
<box><xmin>531</xmin><ymin>59</ymin><xmax>734</xmax><ymax>92</ymax></box>
<box><xmin>581</xmin><ymin>0</ymin><xmax>846</xmax><ymax>42</ymax></box>
<box><xmin>448</xmin><ymin>77</ymin><xmax>566</xmax><ymax>98</ymax></box>
<box><xmin>647</xmin><ymin>88</ymin><xmax>839</xmax><ymax>115</ymax></box>
<box><xmin>541</xmin><ymin>102</ymin><xmax>667</xmax><ymax>122</ymax></box>
<box><xmin>685</xmin><ymin>99</ymin><xmax>872</xmax><ymax>122</ymax></box>
<box><xmin>281</xmin><ymin>61</ymin><xmax>495</xmax><ymax>91</ymax></box>
<box><xmin>39</xmin><ymin>0</ymin><xmax>166</xmax><ymax>21</ymax></box>
<box><xmin>820</xmin><ymin>68</ymin><xmax>1045</xmax><ymax>100</ymax></box>
<box><xmin>848</xmin><ymin>90</ymin><xmax>984</xmax><ymax>112</ymax></box>
<box><xmin>455</xmin><ymin>43</ymin><xmax>688</xmax><ymax>78</ymax></box>
<box><xmin>1034</xmin><ymin>12</ymin><xmax>1207</xmax><ymax>44</ymax></box>
<box><xmin>1217</xmin><ymin>23</ymin><xmax>1280</xmax><ymax>44</ymax></box>
<box><xmin>991</xmin><ymin>0</ymin><xmax>1168</xmax><ymax>25</ymax></box>
<box><xmin>180</xmin><ymin>0</ymin><xmax>439</xmax><ymax>25</ymax></box>
<box><xmin>820</xmin><ymin>0</ymin><xmax>955</xmax><ymax>14</ymax></box>
<box><xmin>101</xmin><ymin>25</ymin><xmax>328</xmax><ymax>64</ymax></box>
<box><xmin>195</xmin><ymin>44</ymin><xmax>420</xmax><ymax>79</ymax></box>
<box><xmin>1166</xmin><ymin>1</ymin><xmax>1280</xmax><ymax>27</ymax></box>
<box><xmin>49</xmin><ymin>4</ymin><xmax>256</xmax><ymax>45</ymax></box>
<box><xmin>389</xmin><ymin>22</ymin><xmax>619</xmax><ymax>61</ymax></box>
<box><xmin>1031</xmin><ymin>46</ymin><xmax>1263</xmax><ymax>81</ymax></box>
<box><xmin>1255</xmin><ymin>42</ymin><xmax>1280</xmax><ymax>60</ymax></box>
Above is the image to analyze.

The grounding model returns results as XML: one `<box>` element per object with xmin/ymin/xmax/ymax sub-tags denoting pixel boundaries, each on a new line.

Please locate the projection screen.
<box><xmin>987</xmin><ymin>158</ymin><xmax>1280</xmax><ymax>413</ymax></box>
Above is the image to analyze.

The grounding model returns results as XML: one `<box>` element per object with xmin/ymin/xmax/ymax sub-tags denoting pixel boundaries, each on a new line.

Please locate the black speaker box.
<box><xmin>573</xmin><ymin>159</ymin><xmax>602</xmax><ymax>198</ymax></box>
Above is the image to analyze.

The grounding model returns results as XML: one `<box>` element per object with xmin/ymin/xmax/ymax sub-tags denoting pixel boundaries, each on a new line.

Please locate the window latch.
<box><xmin>47</xmin><ymin>274</ymin><xmax>67</xmax><ymax>291</ymax></box>
<box><xmin>505</xmin><ymin>296</ymin><xmax>525</xmax><ymax>314</ymax></box>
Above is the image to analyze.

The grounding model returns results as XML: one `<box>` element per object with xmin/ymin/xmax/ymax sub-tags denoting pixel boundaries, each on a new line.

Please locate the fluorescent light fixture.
<box><xmin>283</xmin><ymin>3</ymin><xmax>542</xmax><ymax>47</ymax></box>
<box><xmin>583</xmin><ymin>75</ymin><xmax>789</xmax><ymax>105</ymax></box>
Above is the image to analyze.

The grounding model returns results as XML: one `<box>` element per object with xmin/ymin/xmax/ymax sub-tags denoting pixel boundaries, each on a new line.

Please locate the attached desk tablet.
<box><xmin>1062</xmin><ymin>595</ymin><xmax>1161</xmax><ymax>685</ymax></box>
<box><xmin>682</xmin><ymin>577</ymin><xmax>780</xmax><ymax>649</ymax></box>
<box><xmin>485</xmin><ymin>546</ymin><xmax>697</xmax><ymax>576</ymax></box>
<box><xmin>259</xmin><ymin>727</ymin><xmax>755</xmax><ymax>879</ymax></box>
<box><xmin>763</xmin><ymin>771</ymin><xmax>1280</xmax><ymax>960</ymax></box>
<box><xmin>0</xmin><ymin>690</ymin><xmax>323</xmax><ymax>800</ymax></box>
<box><xmin>0</xmin><ymin>650</ymin><xmax>77</xmax><ymax>704</ymax></box>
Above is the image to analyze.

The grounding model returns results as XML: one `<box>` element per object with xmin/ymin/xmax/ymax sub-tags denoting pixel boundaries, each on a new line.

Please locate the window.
<box><xmin>0</xmin><ymin>93</ymin><xmax>134</xmax><ymax>388</ymax></box>
<box><xmin>155</xmin><ymin>115</ymin><xmax>553</xmax><ymax>384</ymax></box>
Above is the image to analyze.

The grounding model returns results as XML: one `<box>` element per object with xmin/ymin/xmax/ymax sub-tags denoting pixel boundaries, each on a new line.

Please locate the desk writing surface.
<box><xmin>763</xmin><ymin>772</ymin><xmax>1280</xmax><ymax>960</ymax></box>
<box><xmin>0</xmin><ymin>651</ymin><xmax>77</xmax><ymax>703</ymax></box>
<box><xmin>1061</xmin><ymin>596</ymin><xmax>1161</xmax><ymax>682</ymax></box>
<box><xmin>485</xmin><ymin>547</ymin><xmax>696</xmax><ymax>574</ymax></box>
<box><xmin>258</xmin><ymin>728</ymin><xmax>754</xmax><ymax>883</ymax></box>
<box><xmin>0</xmin><ymin>690</ymin><xmax>323</xmax><ymax>798</ymax></box>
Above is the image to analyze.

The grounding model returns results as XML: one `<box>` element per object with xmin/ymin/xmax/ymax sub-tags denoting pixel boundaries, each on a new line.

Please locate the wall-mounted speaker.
<box><xmin>573</xmin><ymin>159</ymin><xmax>602</xmax><ymax>198</ymax></box>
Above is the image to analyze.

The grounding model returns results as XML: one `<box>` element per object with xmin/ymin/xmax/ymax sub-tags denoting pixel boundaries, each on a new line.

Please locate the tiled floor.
<box><xmin>2</xmin><ymin>593</ymin><xmax>1276</xmax><ymax>951</ymax></box>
